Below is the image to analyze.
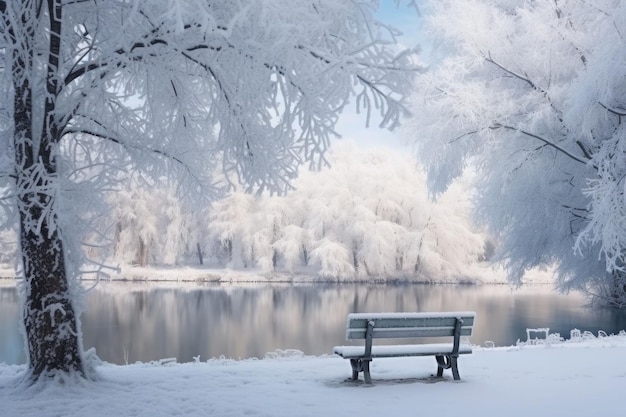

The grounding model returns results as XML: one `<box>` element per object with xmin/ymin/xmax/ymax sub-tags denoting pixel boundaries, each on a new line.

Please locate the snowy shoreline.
<box><xmin>0</xmin><ymin>264</ymin><xmax>555</xmax><ymax>286</ymax></box>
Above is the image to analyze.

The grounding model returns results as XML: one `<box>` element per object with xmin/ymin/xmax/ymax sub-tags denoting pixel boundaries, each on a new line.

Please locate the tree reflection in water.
<box><xmin>2</xmin><ymin>283</ymin><xmax>626</xmax><ymax>365</ymax></box>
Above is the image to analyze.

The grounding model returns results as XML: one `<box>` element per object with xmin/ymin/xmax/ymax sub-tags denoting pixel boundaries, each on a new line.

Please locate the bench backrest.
<box><xmin>345</xmin><ymin>312</ymin><xmax>475</xmax><ymax>340</ymax></box>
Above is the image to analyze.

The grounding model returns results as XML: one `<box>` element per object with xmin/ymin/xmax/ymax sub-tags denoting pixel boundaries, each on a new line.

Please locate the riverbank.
<box><xmin>0</xmin><ymin>263</ymin><xmax>555</xmax><ymax>285</ymax></box>
<box><xmin>1</xmin><ymin>332</ymin><xmax>624</xmax><ymax>417</ymax></box>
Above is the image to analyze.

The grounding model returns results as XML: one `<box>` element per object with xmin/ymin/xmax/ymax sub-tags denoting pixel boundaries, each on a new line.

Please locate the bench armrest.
<box><xmin>452</xmin><ymin>317</ymin><xmax>464</xmax><ymax>357</ymax></box>
<box><xmin>364</xmin><ymin>320</ymin><xmax>375</xmax><ymax>359</ymax></box>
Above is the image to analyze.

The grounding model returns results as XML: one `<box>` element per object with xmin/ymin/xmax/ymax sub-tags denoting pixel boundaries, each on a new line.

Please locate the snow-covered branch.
<box><xmin>490</xmin><ymin>123</ymin><xmax>590</xmax><ymax>165</ymax></box>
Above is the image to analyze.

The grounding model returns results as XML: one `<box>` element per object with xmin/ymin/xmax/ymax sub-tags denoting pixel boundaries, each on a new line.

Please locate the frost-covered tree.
<box><xmin>106</xmin><ymin>179</ymin><xmax>204</xmax><ymax>267</ymax></box>
<box><xmin>208</xmin><ymin>192</ymin><xmax>257</xmax><ymax>268</ymax></box>
<box><xmin>0</xmin><ymin>0</ymin><xmax>416</xmax><ymax>380</ymax></box>
<box><xmin>409</xmin><ymin>0</ymin><xmax>626</xmax><ymax>305</ymax></box>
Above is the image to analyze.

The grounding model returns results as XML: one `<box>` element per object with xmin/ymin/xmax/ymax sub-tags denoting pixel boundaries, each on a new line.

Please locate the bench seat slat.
<box><xmin>346</xmin><ymin>326</ymin><xmax>473</xmax><ymax>339</ymax></box>
<box><xmin>347</xmin><ymin>317</ymin><xmax>476</xmax><ymax>328</ymax></box>
<box><xmin>333</xmin><ymin>343</ymin><xmax>473</xmax><ymax>359</ymax></box>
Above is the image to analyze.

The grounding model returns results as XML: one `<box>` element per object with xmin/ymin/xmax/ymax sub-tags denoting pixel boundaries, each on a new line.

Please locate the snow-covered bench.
<box><xmin>333</xmin><ymin>312</ymin><xmax>475</xmax><ymax>383</ymax></box>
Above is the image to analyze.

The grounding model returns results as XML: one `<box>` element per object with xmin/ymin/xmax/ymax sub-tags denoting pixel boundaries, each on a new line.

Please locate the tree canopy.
<box><xmin>0</xmin><ymin>0</ymin><xmax>416</xmax><ymax>380</ymax></box>
<box><xmin>409</xmin><ymin>0</ymin><xmax>626</xmax><ymax>305</ymax></box>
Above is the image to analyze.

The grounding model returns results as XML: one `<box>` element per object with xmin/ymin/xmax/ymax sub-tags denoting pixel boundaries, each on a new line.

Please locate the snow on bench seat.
<box><xmin>333</xmin><ymin>343</ymin><xmax>473</xmax><ymax>359</ymax></box>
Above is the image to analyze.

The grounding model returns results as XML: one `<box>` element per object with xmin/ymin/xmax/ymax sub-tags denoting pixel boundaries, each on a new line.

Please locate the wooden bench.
<box><xmin>333</xmin><ymin>312</ymin><xmax>475</xmax><ymax>383</ymax></box>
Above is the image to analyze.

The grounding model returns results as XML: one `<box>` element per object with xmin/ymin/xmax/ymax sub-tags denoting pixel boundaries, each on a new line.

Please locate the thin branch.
<box><xmin>491</xmin><ymin>123</ymin><xmax>590</xmax><ymax>165</ymax></box>
<box><xmin>64</xmin><ymin>61</ymin><xmax>111</xmax><ymax>86</ymax></box>
<box><xmin>576</xmin><ymin>140</ymin><xmax>593</xmax><ymax>160</ymax></box>
<box><xmin>599</xmin><ymin>102</ymin><xmax>626</xmax><ymax>117</ymax></box>
<box><xmin>485</xmin><ymin>52</ymin><xmax>548</xmax><ymax>96</ymax></box>
<box><xmin>356</xmin><ymin>75</ymin><xmax>410</xmax><ymax>116</ymax></box>
<box><xmin>448</xmin><ymin>130</ymin><xmax>479</xmax><ymax>144</ymax></box>
<box><xmin>62</xmin><ymin>129</ymin><xmax>187</xmax><ymax>167</ymax></box>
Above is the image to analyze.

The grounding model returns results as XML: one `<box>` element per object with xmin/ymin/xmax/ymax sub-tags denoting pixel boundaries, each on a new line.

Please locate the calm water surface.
<box><xmin>2</xmin><ymin>282</ymin><xmax>626</xmax><ymax>365</ymax></box>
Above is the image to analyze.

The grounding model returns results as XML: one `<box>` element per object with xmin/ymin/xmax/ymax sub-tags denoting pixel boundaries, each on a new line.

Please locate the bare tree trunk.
<box><xmin>14</xmin><ymin>87</ymin><xmax>85</xmax><ymax>378</ymax></box>
<box><xmin>18</xmin><ymin>202</ymin><xmax>84</xmax><ymax>378</ymax></box>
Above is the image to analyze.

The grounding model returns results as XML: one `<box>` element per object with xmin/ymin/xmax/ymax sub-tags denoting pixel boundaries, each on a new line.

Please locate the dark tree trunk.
<box><xmin>10</xmin><ymin>0</ymin><xmax>84</xmax><ymax>379</ymax></box>
<box><xmin>18</xmin><ymin>203</ymin><xmax>84</xmax><ymax>378</ymax></box>
<box><xmin>137</xmin><ymin>237</ymin><xmax>148</xmax><ymax>266</ymax></box>
<box><xmin>197</xmin><ymin>242</ymin><xmax>204</xmax><ymax>265</ymax></box>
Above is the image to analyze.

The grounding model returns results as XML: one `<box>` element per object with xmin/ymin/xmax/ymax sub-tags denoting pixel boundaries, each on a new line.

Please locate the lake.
<box><xmin>2</xmin><ymin>282</ymin><xmax>626</xmax><ymax>365</ymax></box>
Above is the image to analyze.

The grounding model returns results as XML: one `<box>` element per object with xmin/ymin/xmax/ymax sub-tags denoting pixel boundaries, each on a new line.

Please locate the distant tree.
<box><xmin>409</xmin><ymin>0</ymin><xmax>626</xmax><ymax>305</ymax></box>
<box><xmin>107</xmin><ymin>179</ymin><xmax>203</xmax><ymax>267</ymax></box>
<box><xmin>208</xmin><ymin>192</ymin><xmax>257</xmax><ymax>268</ymax></box>
<box><xmin>0</xmin><ymin>1</ymin><xmax>416</xmax><ymax>380</ymax></box>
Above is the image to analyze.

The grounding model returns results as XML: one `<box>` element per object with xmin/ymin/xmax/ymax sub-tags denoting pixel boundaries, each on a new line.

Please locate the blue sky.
<box><xmin>335</xmin><ymin>2</ymin><xmax>423</xmax><ymax>150</ymax></box>
<box><xmin>376</xmin><ymin>1</ymin><xmax>423</xmax><ymax>49</ymax></box>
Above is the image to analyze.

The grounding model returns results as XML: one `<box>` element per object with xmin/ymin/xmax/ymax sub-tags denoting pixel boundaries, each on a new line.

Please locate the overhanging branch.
<box><xmin>62</xmin><ymin>129</ymin><xmax>187</xmax><ymax>167</ymax></box>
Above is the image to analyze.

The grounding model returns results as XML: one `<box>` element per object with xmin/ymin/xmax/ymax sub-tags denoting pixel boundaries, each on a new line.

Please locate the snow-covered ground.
<box><xmin>1</xmin><ymin>332</ymin><xmax>624</xmax><ymax>417</ymax></box>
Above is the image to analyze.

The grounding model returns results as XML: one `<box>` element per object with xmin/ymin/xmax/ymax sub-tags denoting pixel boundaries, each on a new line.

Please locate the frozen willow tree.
<box><xmin>410</xmin><ymin>0</ymin><xmax>626</xmax><ymax>305</ymax></box>
<box><xmin>207</xmin><ymin>143</ymin><xmax>487</xmax><ymax>281</ymax></box>
<box><xmin>0</xmin><ymin>0</ymin><xmax>416</xmax><ymax>380</ymax></box>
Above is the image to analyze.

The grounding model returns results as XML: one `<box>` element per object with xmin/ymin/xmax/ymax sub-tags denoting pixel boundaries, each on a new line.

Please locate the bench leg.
<box><xmin>450</xmin><ymin>356</ymin><xmax>460</xmax><ymax>381</ymax></box>
<box><xmin>363</xmin><ymin>360</ymin><xmax>372</xmax><ymax>384</ymax></box>
<box><xmin>349</xmin><ymin>359</ymin><xmax>372</xmax><ymax>384</ymax></box>
<box><xmin>435</xmin><ymin>355</ymin><xmax>461</xmax><ymax>380</ymax></box>
<box><xmin>435</xmin><ymin>355</ymin><xmax>445</xmax><ymax>377</ymax></box>
<box><xmin>350</xmin><ymin>359</ymin><xmax>359</xmax><ymax>380</ymax></box>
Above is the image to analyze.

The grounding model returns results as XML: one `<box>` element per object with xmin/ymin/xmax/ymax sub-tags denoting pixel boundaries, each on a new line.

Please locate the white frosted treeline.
<box><xmin>0</xmin><ymin>144</ymin><xmax>494</xmax><ymax>283</ymax></box>
<box><xmin>206</xmin><ymin>142</ymin><xmax>489</xmax><ymax>281</ymax></box>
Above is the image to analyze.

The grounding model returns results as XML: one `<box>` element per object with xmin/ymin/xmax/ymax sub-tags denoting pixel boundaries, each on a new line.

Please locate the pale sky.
<box><xmin>335</xmin><ymin>1</ymin><xmax>424</xmax><ymax>150</ymax></box>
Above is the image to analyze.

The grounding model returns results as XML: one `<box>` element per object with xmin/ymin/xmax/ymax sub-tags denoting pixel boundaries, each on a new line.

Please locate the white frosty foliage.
<box><xmin>310</xmin><ymin>238</ymin><xmax>356</xmax><ymax>280</ymax></box>
<box><xmin>206</xmin><ymin>142</ymin><xmax>488</xmax><ymax>281</ymax></box>
<box><xmin>0</xmin><ymin>0</ymin><xmax>416</xmax><ymax>376</ymax></box>
<box><xmin>409</xmin><ymin>0</ymin><xmax>626</xmax><ymax>303</ymax></box>
<box><xmin>272</xmin><ymin>225</ymin><xmax>310</xmax><ymax>273</ymax></box>
<box><xmin>566</xmin><ymin>4</ymin><xmax>626</xmax><ymax>273</ymax></box>
<box><xmin>103</xmin><ymin>179</ymin><xmax>205</xmax><ymax>267</ymax></box>
<box><xmin>0</xmin><ymin>1</ymin><xmax>417</xmax><ymax>273</ymax></box>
